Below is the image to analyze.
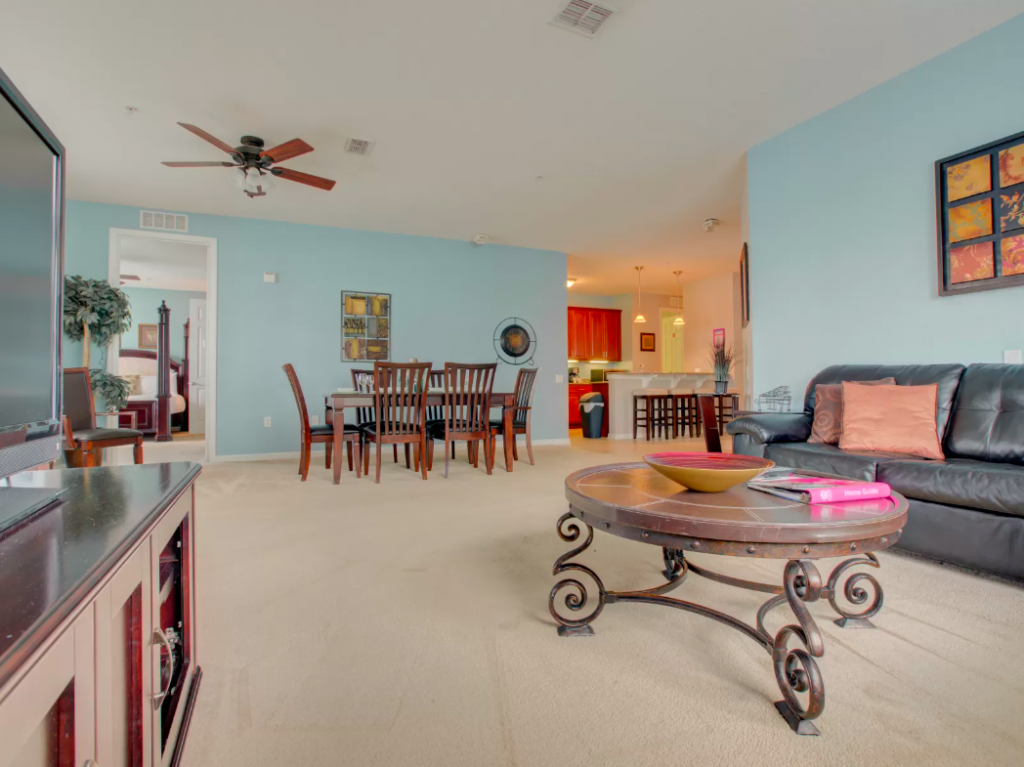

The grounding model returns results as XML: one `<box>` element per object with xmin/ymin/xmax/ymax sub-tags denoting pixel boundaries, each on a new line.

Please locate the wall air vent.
<box><xmin>140</xmin><ymin>210</ymin><xmax>188</xmax><ymax>233</ymax></box>
<box><xmin>550</xmin><ymin>0</ymin><xmax>618</xmax><ymax>38</ymax></box>
<box><xmin>345</xmin><ymin>138</ymin><xmax>375</xmax><ymax>156</ymax></box>
<box><xmin>120</xmin><ymin>274</ymin><xmax>141</xmax><ymax>281</ymax></box>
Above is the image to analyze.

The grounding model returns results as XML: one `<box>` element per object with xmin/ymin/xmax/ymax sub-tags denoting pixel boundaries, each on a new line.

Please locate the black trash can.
<box><xmin>579</xmin><ymin>392</ymin><xmax>605</xmax><ymax>439</ymax></box>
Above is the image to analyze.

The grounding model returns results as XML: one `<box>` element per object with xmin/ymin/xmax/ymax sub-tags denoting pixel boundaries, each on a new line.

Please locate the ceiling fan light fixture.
<box><xmin>227</xmin><ymin>169</ymin><xmax>245</xmax><ymax>189</ymax></box>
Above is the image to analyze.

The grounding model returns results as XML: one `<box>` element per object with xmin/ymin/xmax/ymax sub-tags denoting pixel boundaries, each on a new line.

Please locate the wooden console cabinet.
<box><xmin>0</xmin><ymin>462</ymin><xmax>202</xmax><ymax>767</ymax></box>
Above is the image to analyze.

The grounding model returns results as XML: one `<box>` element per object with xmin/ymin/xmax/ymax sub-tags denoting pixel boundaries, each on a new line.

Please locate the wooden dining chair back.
<box><xmin>62</xmin><ymin>368</ymin><xmax>144</xmax><ymax>467</ymax></box>
<box><xmin>696</xmin><ymin>394</ymin><xmax>723</xmax><ymax>453</ymax></box>
<box><xmin>504</xmin><ymin>367</ymin><xmax>539</xmax><ymax>465</ymax></box>
<box><xmin>363</xmin><ymin>361</ymin><xmax>432</xmax><ymax>482</ymax></box>
<box><xmin>284</xmin><ymin>363</ymin><xmax>361</xmax><ymax>481</ymax></box>
<box><xmin>435</xmin><ymin>362</ymin><xmax>496</xmax><ymax>477</ymax></box>
<box><xmin>426</xmin><ymin>369</ymin><xmax>446</xmax><ymax>424</ymax></box>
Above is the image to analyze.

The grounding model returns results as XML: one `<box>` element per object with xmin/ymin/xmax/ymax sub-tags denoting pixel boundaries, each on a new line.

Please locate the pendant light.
<box><xmin>673</xmin><ymin>270</ymin><xmax>685</xmax><ymax>326</ymax></box>
<box><xmin>633</xmin><ymin>266</ymin><xmax>646</xmax><ymax>323</ymax></box>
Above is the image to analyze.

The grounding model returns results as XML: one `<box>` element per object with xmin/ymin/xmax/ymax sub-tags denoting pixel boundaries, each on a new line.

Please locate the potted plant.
<box><xmin>63</xmin><ymin>276</ymin><xmax>133</xmax><ymax>410</ymax></box>
<box><xmin>709</xmin><ymin>343</ymin><xmax>735</xmax><ymax>395</ymax></box>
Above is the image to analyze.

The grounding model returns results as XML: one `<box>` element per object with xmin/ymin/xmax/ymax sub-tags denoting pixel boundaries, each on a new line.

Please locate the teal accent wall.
<box><xmin>747</xmin><ymin>14</ymin><xmax>1024</xmax><ymax>406</ymax></box>
<box><xmin>119</xmin><ymin>287</ymin><xmax>205</xmax><ymax>361</ymax></box>
<box><xmin>64</xmin><ymin>201</ymin><xmax>568</xmax><ymax>455</ymax></box>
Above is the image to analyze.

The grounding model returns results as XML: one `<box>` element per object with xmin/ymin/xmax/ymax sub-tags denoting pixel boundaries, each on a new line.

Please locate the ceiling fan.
<box><xmin>162</xmin><ymin>123</ymin><xmax>337</xmax><ymax>198</ymax></box>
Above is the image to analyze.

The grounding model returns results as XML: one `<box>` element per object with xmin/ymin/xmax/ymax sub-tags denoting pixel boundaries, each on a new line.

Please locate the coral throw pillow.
<box><xmin>840</xmin><ymin>383</ymin><xmax>944</xmax><ymax>459</ymax></box>
<box><xmin>809</xmin><ymin>378</ymin><xmax>896</xmax><ymax>445</ymax></box>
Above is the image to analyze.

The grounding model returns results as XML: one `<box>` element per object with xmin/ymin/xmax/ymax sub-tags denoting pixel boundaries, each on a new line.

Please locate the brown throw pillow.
<box><xmin>808</xmin><ymin>378</ymin><xmax>896</xmax><ymax>445</ymax></box>
<box><xmin>840</xmin><ymin>383</ymin><xmax>944</xmax><ymax>459</ymax></box>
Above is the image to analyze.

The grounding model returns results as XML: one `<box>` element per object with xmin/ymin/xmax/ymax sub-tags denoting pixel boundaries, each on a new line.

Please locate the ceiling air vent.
<box><xmin>550</xmin><ymin>0</ymin><xmax>617</xmax><ymax>38</ymax></box>
<box><xmin>345</xmin><ymin>138</ymin><xmax>375</xmax><ymax>156</ymax></box>
<box><xmin>140</xmin><ymin>210</ymin><xmax>188</xmax><ymax>233</ymax></box>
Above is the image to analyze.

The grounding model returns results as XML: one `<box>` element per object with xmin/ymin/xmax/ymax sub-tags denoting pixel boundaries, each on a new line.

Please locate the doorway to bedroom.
<box><xmin>107</xmin><ymin>227</ymin><xmax>218</xmax><ymax>463</ymax></box>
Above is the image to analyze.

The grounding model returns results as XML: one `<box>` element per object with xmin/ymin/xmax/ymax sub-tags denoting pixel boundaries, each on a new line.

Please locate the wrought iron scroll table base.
<box><xmin>549</xmin><ymin>509</ymin><xmax>887</xmax><ymax>736</ymax></box>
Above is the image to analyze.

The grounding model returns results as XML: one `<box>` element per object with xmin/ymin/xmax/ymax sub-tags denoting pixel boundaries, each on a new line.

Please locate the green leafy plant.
<box><xmin>90</xmin><ymin>369</ymin><xmax>133</xmax><ymax>411</ymax></box>
<box><xmin>63</xmin><ymin>276</ymin><xmax>132</xmax><ymax>368</ymax></box>
<box><xmin>63</xmin><ymin>276</ymin><xmax>133</xmax><ymax>409</ymax></box>
<box><xmin>708</xmin><ymin>343</ymin><xmax>735</xmax><ymax>382</ymax></box>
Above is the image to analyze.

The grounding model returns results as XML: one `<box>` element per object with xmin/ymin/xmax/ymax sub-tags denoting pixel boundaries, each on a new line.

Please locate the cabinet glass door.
<box><xmin>0</xmin><ymin>612</ymin><xmax>95</xmax><ymax>767</ymax></box>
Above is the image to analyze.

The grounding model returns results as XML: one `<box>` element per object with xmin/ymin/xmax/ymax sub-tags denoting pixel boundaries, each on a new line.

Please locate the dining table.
<box><xmin>328</xmin><ymin>390</ymin><xmax>517</xmax><ymax>483</ymax></box>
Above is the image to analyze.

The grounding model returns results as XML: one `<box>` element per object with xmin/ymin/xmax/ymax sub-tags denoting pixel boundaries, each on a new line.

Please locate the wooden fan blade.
<box><xmin>162</xmin><ymin>161</ymin><xmax>238</xmax><ymax>167</ymax></box>
<box><xmin>260</xmin><ymin>139</ymin><xmax>314</xmax><ymax>164</ymax></box>
<box><xmin>274</xmin><ymin>167</ymin><xmax>336</xmax><ymax>191</ymax></box>
<box><xmin>177</xmin><ymin>123</ymin><xmax>237</xmax><ymax>155</ymax></box>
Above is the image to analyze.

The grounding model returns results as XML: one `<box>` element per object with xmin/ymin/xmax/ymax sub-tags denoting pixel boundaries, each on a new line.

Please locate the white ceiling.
<box><xmin>3</xmin><ymin>0</ymin><xmax>1023</xmax><ymax>295</ymax></box>
<box><xmin>119</xmin><ymin>236</ymin><xmax>207</xmax><ymax>292</ymax></box>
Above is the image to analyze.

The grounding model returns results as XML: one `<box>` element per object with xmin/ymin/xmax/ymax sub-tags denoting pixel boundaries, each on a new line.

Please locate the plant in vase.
<box><xmin>63</xmin><ymin>276</ymin><xmax>133</xmax><ymax>410</ymax></box>
<box><xmin>708</xmin><ymin>343</ymin><xmax>735</xmax><ymax>395</ymax></box>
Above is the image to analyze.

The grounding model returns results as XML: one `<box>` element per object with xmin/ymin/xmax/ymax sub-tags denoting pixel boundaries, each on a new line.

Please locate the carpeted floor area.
<box><xmin>181</xmin><ymin>437</ymin><xmax>1024</xmax><ymax>767</ymax></box>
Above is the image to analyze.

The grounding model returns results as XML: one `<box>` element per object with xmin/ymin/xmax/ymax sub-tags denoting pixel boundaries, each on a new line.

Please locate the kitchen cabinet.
<box><xmin>567</xmin><ymin>308</ymin><xmax>621</xmax><ymax>362</ymax></box>
<box><xmin>0</xmin><ymin>464</ymin><xmax>202</xmax><ymax>767</ymax></box>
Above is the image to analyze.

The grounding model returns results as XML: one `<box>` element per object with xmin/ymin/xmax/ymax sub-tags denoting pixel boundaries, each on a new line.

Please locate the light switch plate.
<box><xmin>1004</xmin><ymin>350</ymin><xmax>1023</xmax><ymax>364</ymax></box>
<box><xmin>263</xmin><ymin>272</ymin><xmax>277</xmax><ymax>283</ymax></box>
<box><xmin>310</xmin><ymin>415</ymin><xmax>319</xmax><ymax>425</ymax></box>
<box><xmin>264</xmin><ymin>417</ymin><xmax>272</xmax><ymax>427</ymax></box>
<box><xmin>555</xmin><ymin>374</ymin><xmax>564</xmax><ymax>383</ymax></box>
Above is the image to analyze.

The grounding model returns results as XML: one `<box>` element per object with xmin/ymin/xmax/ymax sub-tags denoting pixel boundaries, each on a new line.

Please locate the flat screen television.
<box><xmin>0</xmin><ymin>64</ymin><xmax>65</xmax><ymax>525</ymax></box>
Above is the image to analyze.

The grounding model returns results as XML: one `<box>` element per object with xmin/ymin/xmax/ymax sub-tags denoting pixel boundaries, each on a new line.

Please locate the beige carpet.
<box><xmin>182</xmin><ymin>436</ymin><xmax>1024</xmax><ymax>767</ymax></box>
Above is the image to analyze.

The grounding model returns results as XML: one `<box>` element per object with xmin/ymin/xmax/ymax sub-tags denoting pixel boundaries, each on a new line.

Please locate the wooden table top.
<box><xmin>565</xmin><ymin>463</ymin><xmax>908</xmax><ymax>553</ymax></box>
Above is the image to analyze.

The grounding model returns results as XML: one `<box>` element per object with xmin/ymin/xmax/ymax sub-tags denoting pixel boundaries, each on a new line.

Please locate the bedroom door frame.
<box><xmin>107</xmin><ymin>228</ymin><xmax>219</xmax><ymax>462</ymax></box>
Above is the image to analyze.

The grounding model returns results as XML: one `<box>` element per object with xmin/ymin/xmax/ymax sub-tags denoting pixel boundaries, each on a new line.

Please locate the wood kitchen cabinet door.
<box><xmin>589</xmin><ymin>311</ymin><xmax>609</xmax><ymax>360</ymax></box>
<box><xmin>0</xmin><ymin>610</ymin><xmax>96</xmax><ymax>767</ymax></box>
<box><xmin>605</xmin><ymin>311</ymin><xmax>622</xmax><ymax>361</ymax></box>
<box><xmin>567</xmin><ymin>308</ymin><xmax>592</xmax><ymax>360</ymax></box>
<box><xmin>95</xmin><ymin>548</ymin><xmax>152</xmax><ymax>767</ymax></box>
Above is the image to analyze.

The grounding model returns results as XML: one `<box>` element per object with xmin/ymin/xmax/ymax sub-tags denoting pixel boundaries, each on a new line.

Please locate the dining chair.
<box><xmin>63</xmin><ymin>368</ymin><xmax>144</xmax><ymax>467</ymax></box>
<box><xmin>695</xmin><ymin>394</ymin><xmax>723</xmax><ymax>453</ymax></box>
<box><xmin>428</xmin><ymin>362</ymin><xmax>497</xmax><ymax>477</ymax></box>
<box><xmin>352</xmin><ymin>368</ymin><xmax>400</xmax><ymax>465</ymax></box>
<box><xmin>489</xmin><ymin>367</ymin><xmax>538</xmax><ymax>466</ymax></box>
<box><xmin>284</xmin><ymin>364</ymin><xmax>361</xmax><ymax>481</ymax></box>
<box><xmin>361</xmin><ymin>361</ymin><xmax>432</xmax><ymax>483</ymax></box>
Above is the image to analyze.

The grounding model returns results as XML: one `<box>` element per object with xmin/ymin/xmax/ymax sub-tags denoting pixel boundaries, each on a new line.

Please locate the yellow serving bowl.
<box><xmin>643</xmin><ymin>452</ymin><xmax>775</xmax><ymax>493</ymax></box>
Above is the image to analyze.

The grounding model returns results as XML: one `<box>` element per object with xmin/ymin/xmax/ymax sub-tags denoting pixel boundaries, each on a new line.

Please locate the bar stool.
<box><xmin>632</xmin><ymin>378</ymin><xmax>674</xmax><ymax>440</ymax></box>
<box><xmin>670</xmin><ymin>389</ymin><xmax>697</xmax><ymax>438</ymax></box>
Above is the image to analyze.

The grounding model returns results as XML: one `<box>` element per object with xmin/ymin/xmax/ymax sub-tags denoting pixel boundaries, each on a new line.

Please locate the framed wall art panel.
<box><xmin>936</xmin><ymin>130</ymin><xmax>1024</xmax><ymax>296</ymax></box>
<box><xmin>341</xmin><ymin>290</ymin><xmax>391</xmax><ymax>361</ymax></box>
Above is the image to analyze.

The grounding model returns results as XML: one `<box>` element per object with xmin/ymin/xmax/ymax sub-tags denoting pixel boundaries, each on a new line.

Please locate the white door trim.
<box><xmin>107</xmin><ymin>228</ymin><xmax>219</xmax><ymax>462</ymax></box>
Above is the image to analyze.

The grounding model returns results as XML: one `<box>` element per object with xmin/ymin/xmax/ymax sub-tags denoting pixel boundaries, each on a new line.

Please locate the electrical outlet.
<box><xmin>264</xmin><ymin>417</ymin><xmax>272</xmax><ymax>427</ymax></box>
<box><xmin>555</xmin><ymin>374</ymin><xmax>564</xmax><ymax>383</ymax></box>
<box><xmin>310</xmin><ymin>415</ymin><xmax>319</xmax><ymax>425</ymax></box>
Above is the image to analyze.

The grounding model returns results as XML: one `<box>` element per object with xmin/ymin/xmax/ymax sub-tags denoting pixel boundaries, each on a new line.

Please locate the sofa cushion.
<box><xmin>945</xmin><ymin>364</ymin><xmax>1024</xmax><ymax>466</ymax></box>
<box><xmin>802</xmin><ymin>364</ymin><xmax>965</xmax><ymax>441</ymax></box>
<box><xmin>878</xmin><ymin>458</ymin><xmax>1024</xmax><ymax>517</ymax></box>
<box><xmin>840</xmin><ymin>383</ymin><xmax>944</xmax><ymax>459</ymax></box>
<box><xmin>808</xmin><ymin>378</ymin><xmax>895</xmax><ymax>444</ymax></box>
<box><xmin>764</xmin><ymin>442</ymin><xmax>907</xmax><ymax>481</ymax></box>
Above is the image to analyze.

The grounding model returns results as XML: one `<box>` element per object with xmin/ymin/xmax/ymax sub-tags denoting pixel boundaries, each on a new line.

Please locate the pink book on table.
<box><xmin>749</xmin><ymin>476</ymin><xmax>892</xmax><ymax>504</ymax></box>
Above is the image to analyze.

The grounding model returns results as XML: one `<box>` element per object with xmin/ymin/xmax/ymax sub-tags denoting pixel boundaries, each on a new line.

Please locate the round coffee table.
<box><xmin>550</xmin><ymin>462</ymin><xmax>909</xmax><ymax>736</ymax></box>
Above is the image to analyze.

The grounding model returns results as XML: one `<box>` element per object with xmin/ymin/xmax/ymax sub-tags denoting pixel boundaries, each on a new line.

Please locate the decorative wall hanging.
<box><xmin>341</xmin><ymin>290</ymin><xmax>391</xmax><ymax>361</ymax></box>
<box><xmin>936</xmin><ymin>130</ymin><xmax>1024</xmax><ymax>295</ymax></box>
<box><xmin>138</xmin><ymin>324</ymin><xmax>158</xmax><ymax>349</ymax></box>
<box><xmin>493</xmin><ymin>317</ymin><xmax>537</xmax><ymax>366</ymax></box>
<box><xmin>740</xmin><ymin>243</ymin><xmax>750</xmax><ymax>327</ymax></box>
<box><xmin>639</xmin><ymin>332</ymin><xmax>656</xmax><ymax>352</ymax></box>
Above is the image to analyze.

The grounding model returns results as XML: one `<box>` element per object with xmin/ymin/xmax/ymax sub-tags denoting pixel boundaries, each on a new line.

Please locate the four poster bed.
<box><xmin>118</xmin><ymin>301</ymin><xmax>190</xmax><ymax>440</ymax></box>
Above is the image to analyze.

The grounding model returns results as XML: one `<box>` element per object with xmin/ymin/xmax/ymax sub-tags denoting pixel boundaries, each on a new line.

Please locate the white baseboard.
<box><xmin>212</xmin><ymin>436</ymin><xmax>572</xmax><ymax>463</ymax></box>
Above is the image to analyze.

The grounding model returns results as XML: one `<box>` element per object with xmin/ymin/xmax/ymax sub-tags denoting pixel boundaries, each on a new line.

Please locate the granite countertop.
<box><xmin>0</xmin><ymin>462</ymin><xmax>201</xmax><ymax>688</ymax></box>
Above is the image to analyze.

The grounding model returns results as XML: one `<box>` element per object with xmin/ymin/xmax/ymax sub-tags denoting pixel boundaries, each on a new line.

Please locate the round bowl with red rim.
<box><xmin>643</xmin><ymin>452</ymin><xmax>774</xmax><ymax>492</ymax></box>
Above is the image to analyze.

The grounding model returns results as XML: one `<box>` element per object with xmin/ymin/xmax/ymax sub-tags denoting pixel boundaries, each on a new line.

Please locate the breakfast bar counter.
<box><xmin>606</xmin><ymin>372</ymin><xmax>715</xmax><ymax>438</ymax></box>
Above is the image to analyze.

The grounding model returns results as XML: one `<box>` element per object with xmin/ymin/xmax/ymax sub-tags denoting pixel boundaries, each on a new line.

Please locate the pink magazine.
<box><xmin>747</xmin><ymin>474</ymin><xmax>891</xmax><ymax>504</ymax></box>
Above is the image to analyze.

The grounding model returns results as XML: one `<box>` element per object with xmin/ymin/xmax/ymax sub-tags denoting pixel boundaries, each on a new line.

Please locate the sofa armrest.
<box><xmin>726</xmin><ymin>413</ymin><xmax>812</xmax><ymax>445</ymax></box>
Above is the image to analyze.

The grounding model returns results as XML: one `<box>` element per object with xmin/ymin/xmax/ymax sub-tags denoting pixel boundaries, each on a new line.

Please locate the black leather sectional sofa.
<box><xmin>727</xmin><ymin>364</ymin><xmax>1024</xmax><ymax>580</ymax></box>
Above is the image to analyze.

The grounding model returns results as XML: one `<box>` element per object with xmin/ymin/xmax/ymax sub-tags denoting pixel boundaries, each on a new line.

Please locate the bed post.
<box><xmin>155</xmin><ymin>301</ymin><xmax>173</xmax><ymax>442</ymax></box>
<box><xmin>182</xmin><ymin>319</ymin><xmax>191</xmax><ymax>433</ymax></box>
